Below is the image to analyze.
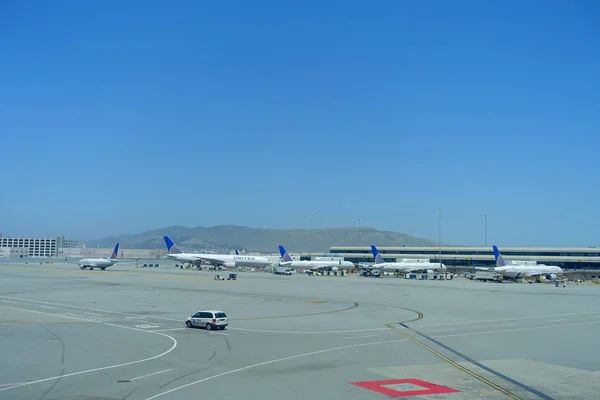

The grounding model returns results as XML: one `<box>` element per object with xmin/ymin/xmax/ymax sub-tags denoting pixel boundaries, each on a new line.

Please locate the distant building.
<box><xmin>0</xmin><ymin>235</ymin><xmax>62</xmax><ymax>257</ymax></box>
<box><xmin>56</xmin><ymin>236</ymin><xmax>84</xmax><ymax>248</ymax></box>
<box><xmin>0</xmin><ymin>247</ymin><xmax>30</xmax><ymax>258</ymax></box>
<box><xmin>329</xmin><ymin>246</ymin><xmax>600</xmax><ymax>269</ymax></box>
<box><xmin>61</xmin><ymin>247</ymin><xmax>166</xmax><ymax>260</ymax></box>
<box><xmin>0</xmin><ymin>234</ymin><xmax>86</xmax><ymax>258</ymax></box>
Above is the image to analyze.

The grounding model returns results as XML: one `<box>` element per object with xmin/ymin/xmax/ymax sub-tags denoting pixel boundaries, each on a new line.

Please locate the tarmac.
<box><xmin>1</xmin><ymin>260</ymin><xmax>599</xmax><ymax>400</ymax></box>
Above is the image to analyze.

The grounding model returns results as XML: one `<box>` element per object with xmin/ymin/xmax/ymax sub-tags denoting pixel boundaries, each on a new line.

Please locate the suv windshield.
<box><xmin>215</xmin><ymin>312</ymin><xmax>227</xmax><ymax>318</ymax></box>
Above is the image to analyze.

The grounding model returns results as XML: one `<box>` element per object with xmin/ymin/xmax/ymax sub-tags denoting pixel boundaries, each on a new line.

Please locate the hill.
<box><xmin>89</xmin><ymin>225</ymin><xmax>443</xmax><ymax>254</ymax></box>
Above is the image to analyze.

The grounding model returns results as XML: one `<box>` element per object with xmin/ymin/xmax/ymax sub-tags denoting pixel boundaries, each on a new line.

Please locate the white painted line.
<box><xmin>342</xmin><ymin>334</ymin><xmax>379</xmax><ymax>340</ymax></box>
<box><xmin>426</xmin><ymin>328</ymin><xmax>456</xmax><ymax>333</ymax></box>
<box><xmin>491</xmin><ymin>323</ymin><xmax>517</xmax><ymax>328</ymax></box>
<box><xmin>143</xmin><ymin>338</ymin><xmax>410</xmax><ymax>400</ymax></box>
<box><xmin>412</xmin><ymin>311</ymin><xmax>600</xmax><ymax>329</ymax></box>
<box><xmin>38</xmin><ymin>305</ymin><xmax>55</xmax><ymax>310</ymax></box>
<box><xmin>433</xmin><ymin>319</ymin><xmax>600</xmax><ymax>340</ymax></box>
<box><xmin>135</xmin><ymin>324</ymin><xmax>163</xmax><ymax>329</ymax></box>
<box><xmin>0</xmin><ymin>295</ymin><xmax>180</xmax><ymax>323</ymax></box>
<box><xmin>0</xmin><ymin>382</ymin><xmax>28</xmax><ymax>387</ymax></box>
<box><xmin>0</xmin><ymin>300</ymin><xmax>17</xmax><ymax>304</ymax></box>
<box><xmin>0</xmin><ymin>305</ymin><xmax>178</xmax><ymax>394</ymax></box>
<box><xmin>83</xmin><ymin>312</ymin><xmax>103</xmax><ymax>317</ymax></box>
<box><xmin>143</xmin><ymin>318</ymin><xmax>600</xmax><ymax>400</ymax></box>
<box><xmin>130</xmin><ymin>368</ymin><xmax>173</xmax><ymax>381</ymax></box>
<box><xmin>1</xmin><ymin>294</ymin><xmax>598</xmax><ymax>338</ymax></box>
<box><xmin>228</xmin><ymin>327</ymin><xmax>388</xmax><ymax>334</ymax></box>
<box><xmin>151</xmin><ymin>328</ymin><xmax>186</xmax><ymax>333</ymax></box>
<box><xmin>221</xmin><ymin>312</ymin><xmax>600</xmax><ymax>335</ymax></box>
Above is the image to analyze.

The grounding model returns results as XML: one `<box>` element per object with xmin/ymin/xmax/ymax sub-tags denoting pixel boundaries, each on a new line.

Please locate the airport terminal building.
<box><xmin>0</xmin><ymin>235</ymin><xmax>82</xmax><ymax>258</ymax></box>
<box><xmin>328</xmin><ymin>246</ymin><xmax>600</xmax><ymax>270</ymax></box>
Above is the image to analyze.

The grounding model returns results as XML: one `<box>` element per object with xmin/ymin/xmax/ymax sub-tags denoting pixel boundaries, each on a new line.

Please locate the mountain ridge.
<box><xmin>89</xmin><ymin>224</ymin><xmax>450</xmax><ymax>254</ymax></box>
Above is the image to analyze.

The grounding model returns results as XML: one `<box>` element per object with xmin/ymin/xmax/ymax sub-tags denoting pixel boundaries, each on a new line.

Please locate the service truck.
<box><xmin>274</xmin><ymin>266</ymin><xmax>292</xmax><ymax>275</ymax></box>
<box><xmin>473</xmin><ymin>270</ymin><xmax>502</xmax><ymax>282</ymax></box>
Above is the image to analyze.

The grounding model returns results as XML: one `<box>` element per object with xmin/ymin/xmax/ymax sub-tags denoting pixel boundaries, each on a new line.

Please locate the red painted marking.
<box><xmin>349</xmin><ymin>378</ymin><xmax>460</xmax><ymax>397</ymax></box>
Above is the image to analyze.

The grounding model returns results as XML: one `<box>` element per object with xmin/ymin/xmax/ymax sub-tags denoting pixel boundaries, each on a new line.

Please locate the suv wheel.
<box><xmin>186</xmin><ymin>321</ymin><xmax>192</xmax><ymax>328</ymax></box>
<box><xmin>206</xmin><ymin>323</ymin><xmax>213</xmax><ymax>331</ymax></box>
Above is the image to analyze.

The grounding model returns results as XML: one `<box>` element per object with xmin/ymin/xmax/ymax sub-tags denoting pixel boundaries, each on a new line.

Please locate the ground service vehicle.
<box><xmin>185</xmin><ymin>310</ymin><xmax>228</xmax><ymax>330</ymax></box>
<box><xmin>274</xmin><ymin>266</ymin><xmax>292</xmax><ymax>275</ymax></box>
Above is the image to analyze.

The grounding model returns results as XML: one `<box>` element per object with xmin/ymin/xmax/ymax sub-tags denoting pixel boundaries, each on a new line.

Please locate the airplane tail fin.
<box><xmin>371</xmin><ymin>245</ymin><xmax>385</xmax><ymax>264</ymax></box>
<box><xmin>164</xmin><ymin>236</ymin><xmax>183</xmax><ymax>254</ymax></box>
<box><xmin>110</xmin><ymin>243</ymin><xmax>119</xmax><ymax>260</ymax></box>
<box><xmin>235</xmin><ymin>249</ymin><xmax>239</xmax><ymax>255</ymax></box>
<box><xmin>493</xmin><ymin>245</ymin><xmax>508</xmax><ymax>267</ymax></box>
<box><xmin>278</xmin><ymin>245</ymin><xmax>293</xmax><ymax>262</ymax></box>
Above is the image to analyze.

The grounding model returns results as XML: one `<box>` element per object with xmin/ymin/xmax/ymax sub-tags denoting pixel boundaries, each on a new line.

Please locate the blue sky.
<box><xmin>1</xmin><ymin>0</ymin><xmax>599</xmax><ymax>246</ymax></box>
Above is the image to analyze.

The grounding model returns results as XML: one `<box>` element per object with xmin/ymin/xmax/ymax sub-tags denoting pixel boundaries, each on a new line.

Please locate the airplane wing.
<box><xmin>523</xmin><ymin>271</ymin><xmax>545</xmax><ymax>278</ymax></box>
<box><xmin>115</xmin><ymin>259</ymin><xmax>142</xmax><ymax>265</ymax></box>
<box><xmin>311</xmin><ymin>264</ymin><xmax>338</xmax><ymax>271</ymax></box>
<box><xmin>190</xmin><ymin>255</ymin><xmax>225</xmax><ymax>266</ymax></box>
<box><xmin>402</xmin><ymin>267</ymin><xmax>428</xmax><ymax>273</ymax></box>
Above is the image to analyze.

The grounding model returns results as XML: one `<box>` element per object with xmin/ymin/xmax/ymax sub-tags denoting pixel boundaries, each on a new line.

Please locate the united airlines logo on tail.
<box><xmin>110</xmin><ymin>243</ymin><xmax>119</xmax><ymax>260</ymax></box>
<box><xmin>497</xmin><ymin>254</ymin><xmax>508</xmax><ymax>267</ymax></box>
<box><xmin>279</xmin><ymin>246</ymin><xmax>293</xmax><ymax>262</ymax></box>
<box><xmin>168</xmin><ymin>244</ymin><xmax>182</xmax><ymax>254</ymax></box>
<box><xmin>492</xmin><ymin>245</ymin><xmax>508</xmax><ymax>268</ymax></box>
<box><xmin>371</xmin><ymin>245</ymin><xmax>385</xmax><ymax>264</ymax></box>
<box><xmin>164</xmin><ymin>236</ymin><xmax>183</xmax><ymax>254</ymax></box>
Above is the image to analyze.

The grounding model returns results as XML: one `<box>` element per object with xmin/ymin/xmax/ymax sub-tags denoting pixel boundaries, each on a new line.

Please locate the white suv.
<box><xmin>185</xmin><ymin>310</ymin><xmax>228</xmax><ymax>330</ymax></box>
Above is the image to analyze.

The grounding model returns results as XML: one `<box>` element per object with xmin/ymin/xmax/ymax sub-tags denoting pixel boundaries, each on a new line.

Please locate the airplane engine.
<box><xmin>427</xmin><ymin>269</ymin><xmax>434</xmax><ymax>274</ymax></box>
<box><xmin>546</xmin><ymin>273</ymin><xmax>557</xmax><ymax>281</ymax></box>
<box><xmin>331</xmin><ymin>266</ymin><xmax>339</xmax><ymax>272</ymax></box>
<box><xmin>223</xmin><ymin>261</ymin><xmax>236</xmax><ymax>269</ymax></box>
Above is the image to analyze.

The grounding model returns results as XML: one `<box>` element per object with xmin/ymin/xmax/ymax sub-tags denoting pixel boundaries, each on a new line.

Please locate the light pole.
<box><xmin>310</xmin><ymin>214</ymin><xmax>314</xmax><ymax>254</ymax></box>
<box><xmin>438</xmin><ymin>209</ymin><xmax>443</xmax><ymax>268</ymax></box>
<box><xmin>358</xmin><ymin>218</ymin><xmax>361</xmax><ymax>243</ymax></box>
<box><xmin>484</xmin><ymin>214</ymin><xmax>488</xmax><ymax>247</ymax></box>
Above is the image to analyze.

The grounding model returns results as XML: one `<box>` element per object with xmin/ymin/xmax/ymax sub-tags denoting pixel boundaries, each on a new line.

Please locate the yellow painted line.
<box><xmin>390</xmin><ymin>307</ymin><xmax>423</xmax><ymax>324</ymax></box>
<box><xmin>232</xmin><ymin>302</ymin><xmax>359</xmax><ymax>321</ymax></box>
<box><xmin>385</xmin><ymin>323</ymin><xmax>522</xmax><ymax>400</ymax></box>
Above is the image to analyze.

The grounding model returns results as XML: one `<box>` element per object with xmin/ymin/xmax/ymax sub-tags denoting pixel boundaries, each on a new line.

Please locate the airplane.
<box><xmin>363</xmin><ymin>245</ymin><xmax>447</xmax><ymax>274</ymax></box>
<box><xmin>163</xmin><ymin>236</ymin><xmax>274</xmax><ymax>269</ymax></box>
<box><xmin>278</xmin><ymin>245</ymin><xmax>355</xmax><ymax>272</ymax></box>
<box><xmin>79</xmin><ymin>243</ymin><xmax>120</xmax><ymax>271</ymax></box>
<box><xmin>492</xmin><ymin>245</ymin><xmax>563</xmax><ymax>281</ymax></box>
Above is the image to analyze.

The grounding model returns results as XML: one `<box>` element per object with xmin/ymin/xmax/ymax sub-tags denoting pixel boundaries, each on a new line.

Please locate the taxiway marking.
<box><xmin>0</xmin><ymin>305</ymin><xmax>178</xmax><ymax>393</ymax></box>
<box><xmin>130</xmin><ymin>369</ymin><xmax>173</xmax><ymax>382</ymax></box>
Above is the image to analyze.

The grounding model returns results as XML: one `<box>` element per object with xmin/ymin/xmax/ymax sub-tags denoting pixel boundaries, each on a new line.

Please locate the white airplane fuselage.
<box><xmin>280</xmin><ymin>260</ymin><xmax>355</xmax><ymax>271</ymax></box>
<box><xmin>371</xmin><ymin>262</ymin><xmax>447</xmax><ymax>273</ymax></box>
<box><xmin>495</xmin><ymin>264</ymin><xmax>563</xmax><ymax>279</ymax></box>
<box><xmin>79</xmin><ymin>258</ymin><xmax>117</xmax><ymax>269</ymax></box>
<box><xmin>166</xmin><ymin>253</ymin><xmax>273</xmax><ymax>268</ymax></box>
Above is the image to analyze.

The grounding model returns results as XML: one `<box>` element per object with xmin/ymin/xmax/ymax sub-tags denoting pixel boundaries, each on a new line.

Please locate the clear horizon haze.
<box><xmin>1</xmin><ymin>1</ymin><xmax>599</xmax><ymax>247</ymax></box>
